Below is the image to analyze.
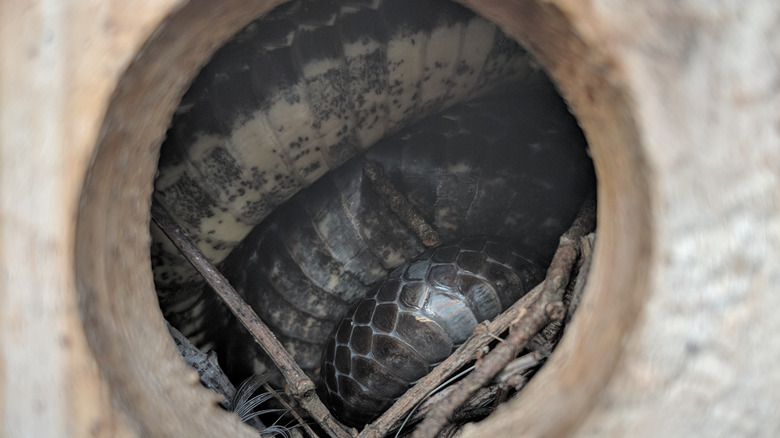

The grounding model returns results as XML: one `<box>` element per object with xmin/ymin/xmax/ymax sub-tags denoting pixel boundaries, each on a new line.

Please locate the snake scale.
<box><xmin>151</xmin><ymin>0</ymin><xmax>595</xmax><ymax>426</ymax></box>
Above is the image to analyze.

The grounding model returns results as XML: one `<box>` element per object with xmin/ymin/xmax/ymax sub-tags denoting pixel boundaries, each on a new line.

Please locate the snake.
<box><xmin>150</xmin><ymin>0</ymin><xmax>595</xmax><ymax>426</ymax></box>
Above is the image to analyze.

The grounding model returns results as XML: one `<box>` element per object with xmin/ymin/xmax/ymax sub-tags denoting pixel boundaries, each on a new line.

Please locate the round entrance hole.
<box><xmin>75</xmin><ymin>1</ymin><xmax>650</xmax><ymax>437</ymax></box>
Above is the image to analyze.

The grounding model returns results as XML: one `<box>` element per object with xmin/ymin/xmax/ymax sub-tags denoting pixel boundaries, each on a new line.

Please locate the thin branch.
<box><xmin>391</xmin><ymin>351</ymin><xmax>544</xmax><ymax>437</ymax></box>
<box><xmin>412</xmin><ymin>349</ymin><xmax>542</xmax><ymax>426</ymax></box>
<box><xmin>151</xmin><ymin>201</ymin><xmax>354</xmax><ymax>438</ymax></box>
<box><xmin>168</xmin><ymin>323</ymin><xmax>271</xmax><ymax>433</ymax></box>
<box><xmin>166</xmin><ymin>321</ymin><xmax>238</xmax><ymax>407</ymax></box>
<box><xmin>409</xmin><ymin>194</ymin><xmax>596</xmax><ymax>438</ymax></box>
<box><xmin>567</xmin><ymin>233</ymin><xmax>596</xmax><ymax>323</ymax></box>
<box><xmin>539</xmin><ymin>193</ymin><xmax>597</xmax><ymax>319</ymax></box>
<box><xmin>261</xmin><ymin>382</ymin><xmax>320</xmax><ymax>438</ymax></box>
<box><xmin>363</xmin><ymin>160</ymin><xmax>440</xmax><ymax>247</ymax></box>
<box><xmin>495</xmin><ymin>351</ymin><xmax>546</xmax><ymax>390</ymax></box>
<box><xmin>410</xmin><ymin>385</ymin><xmax>499</xmax><ymax>425</ymax></box>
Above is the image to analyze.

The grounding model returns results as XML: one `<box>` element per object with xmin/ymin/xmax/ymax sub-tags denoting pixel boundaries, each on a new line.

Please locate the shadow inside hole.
<box><xmin>149</xmin><ymin>0</ymin><xmax>597</xmax><ymax>432</ymax></box>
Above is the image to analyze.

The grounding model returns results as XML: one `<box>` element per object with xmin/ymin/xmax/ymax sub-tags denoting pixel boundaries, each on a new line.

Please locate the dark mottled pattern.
<box><xmin>212</xmin><ymin>88</ymin><xmax>595</xmax><ymax>389</ymax></box>
<box><xmin>321</xmin><ymin>237</ymin><xmax>545</xmax><ymax>426</ymax></box>
<box><xmin>152</xmin><ymin>0</ymin><xmax>536</xmax><ymax>295</ymax></box>
<box><xmin>151</xmin><ymin>0</ymin><xmax>595</xmax><ymax>424</ymax></box>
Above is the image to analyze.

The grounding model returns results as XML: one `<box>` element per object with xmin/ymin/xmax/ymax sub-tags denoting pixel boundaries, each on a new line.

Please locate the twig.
<box><xmin>261</xmin><ymin>382</ymin><xmax>319</xmax><ymax>438</ymax></box>
<box><xmin>166</xmin><ymin>321</ymin><xmax>238</xmax><ymax>408</ymax></box>
<box><xmin>363</xmin><ymin>160</ymin><xmax>440</xmax><ymax>247</ymax></box>
<box><xmin>168</xmin><ymin>323</ymin><xmax>271</xmax><ymax>433</ymax></box>
<box><xmin>394</xmin><ymin>351</ymin><xmax>543</xmax><ymax>437</ymax></box>
<box><xmin>151</xmin><ymin>201</ymin><xmax>354</xmax><ymax>438</ymax></box>
<box><xmin>538</xmin><ymin>194</ymin><xmax>596</xmax><ymax>320</ymax></box>
<box><xmin>412</xmin><ymin>385</ymin><xmax>499</xmax><ymax>424</ymax></box>
<box><xmin>410</xmin><ymin>194</ymin><xmax>596</xmax><ymax>438</ymax></box>
<box><xmin>567</xmin><ymin>233</ymin><xmax>596</xmax><ymax>323</ymax></box>
<box><xmin>495</xmin><ymin>351</ymin><xmax>546</xmax><ymax>390</ymax></box>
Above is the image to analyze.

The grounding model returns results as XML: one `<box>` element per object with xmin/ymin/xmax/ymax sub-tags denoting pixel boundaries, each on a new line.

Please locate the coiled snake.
<box><xmin>151</xmin><ymin>0</ymin><xmax>595</xmax><ymax>426</ymax></box>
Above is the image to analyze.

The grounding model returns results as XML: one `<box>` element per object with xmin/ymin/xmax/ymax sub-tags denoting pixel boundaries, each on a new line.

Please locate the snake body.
<box><xmin>151</xmin><ymin>0</ymin><xmax>595</xmax><ymax>423</ymax></box>
<box><xmin>321</xmin><ymin>237</ymin><xmax>545</xmax><ymax>425</ymax></box>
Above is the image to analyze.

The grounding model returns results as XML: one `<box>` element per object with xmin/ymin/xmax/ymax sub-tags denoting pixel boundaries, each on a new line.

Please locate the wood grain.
<box><xmin>2</xmin><ymin>0</ymin><xmax>779</xmax><ymax>437</ymax></box>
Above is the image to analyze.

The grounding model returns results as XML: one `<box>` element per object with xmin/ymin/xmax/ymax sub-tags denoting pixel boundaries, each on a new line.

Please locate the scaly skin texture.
<box><xmin>151</xmin><ymin>0</ymin><xmax>545</xmax><ymax>357</ymax></box>
<box><xmin>151</xmin><ymin>0</ymin><xmax>538</xmax><ymax>304</ymax></box>
<box><xmin>213</xmin><ymin>89</ymin><xmax>594</xmax><ymax>386</ymax></box>
<box><xmin>321</xmin><ymin>237</ymin><xmax>545</xmax><ymax>426</ymax></box>
<box><xmin>150</xmin><ymin>0</ymin><xmax>595</xmax><ymax>422</ymax></box>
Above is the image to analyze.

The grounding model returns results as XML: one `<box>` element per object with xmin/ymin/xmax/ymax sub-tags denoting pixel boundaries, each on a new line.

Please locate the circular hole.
<box><xmin>76</xmin><ymin>1</ymin><xmax>650</xmax><ymax>437</ymax></box>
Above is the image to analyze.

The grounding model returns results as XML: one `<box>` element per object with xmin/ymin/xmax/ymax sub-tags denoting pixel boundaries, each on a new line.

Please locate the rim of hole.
<box><xmin>75</xmin><ymin>0</ymin><xmax>651</xmax><ymax>437</ymax></box>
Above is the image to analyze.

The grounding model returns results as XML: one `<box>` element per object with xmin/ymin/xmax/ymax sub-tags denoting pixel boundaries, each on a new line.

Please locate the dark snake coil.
<box><xmin>151</xmin><ymin>0</ymin><xmax>595</xmax><ymax>426</ymax></box>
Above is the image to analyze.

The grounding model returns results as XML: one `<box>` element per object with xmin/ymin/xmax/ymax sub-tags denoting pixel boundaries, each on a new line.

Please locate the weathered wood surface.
<box><xmin>1</xmin><ymin>1</ymin><xmax>778</xmax><ymax>437</ymax></box>
<box><xmin>0</xmin><ymin>1</ymin><xmax>181</xmax><ymax>437</ymax></box>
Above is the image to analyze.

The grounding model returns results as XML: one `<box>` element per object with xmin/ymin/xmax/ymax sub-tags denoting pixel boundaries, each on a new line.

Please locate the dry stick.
<box><xmin>410</xmin><ymin>194</ymin><xmax>596</xmax><ymax>438</ymax></box>
<box><xmin>567</xmin><ymin>233</ymin><xmax>596</xmax><ymax>323</ymax></box>
<box><xmin>168</xmin><ymin>320</ymin><xmax>281</xmax><ymax>432</ymax></box>
<box><xmin>494</xmin><ymin>351</ymin><xmax>547</xmax><ymax>390</ymax></box>
<box><xmin>262</xmin><ymin>382</ymin><xmax>320</xmax><ymax>438</ymax></box>
<box><xmin>409</xmin><ymin>350</ymin><xmax>543</xmax><ymax>425</ymax></box>
<box><xmin>363</xmin><ymin>160</ymin><xmax>440</xmax><ymax>247</ymax></box>
<box><xmin>151</xmin><ymin>202</ymin><xmax>354</xmax><ymax>438</ymax></box>
<box><xmin>411</xmin><ymin>385</ymin><xmax>500</xmax><ymax>424</ymax></box>
<box><xmin>166</xmin><ymin>321</ymin><xmax>239</xmax><ymax>407</ymax></box>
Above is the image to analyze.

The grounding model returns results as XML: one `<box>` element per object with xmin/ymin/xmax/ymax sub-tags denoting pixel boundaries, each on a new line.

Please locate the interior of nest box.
<box><xmin>75</xmin><ymin>0</ymin><xmax>652</xmax><ymax>437</ymax></box>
